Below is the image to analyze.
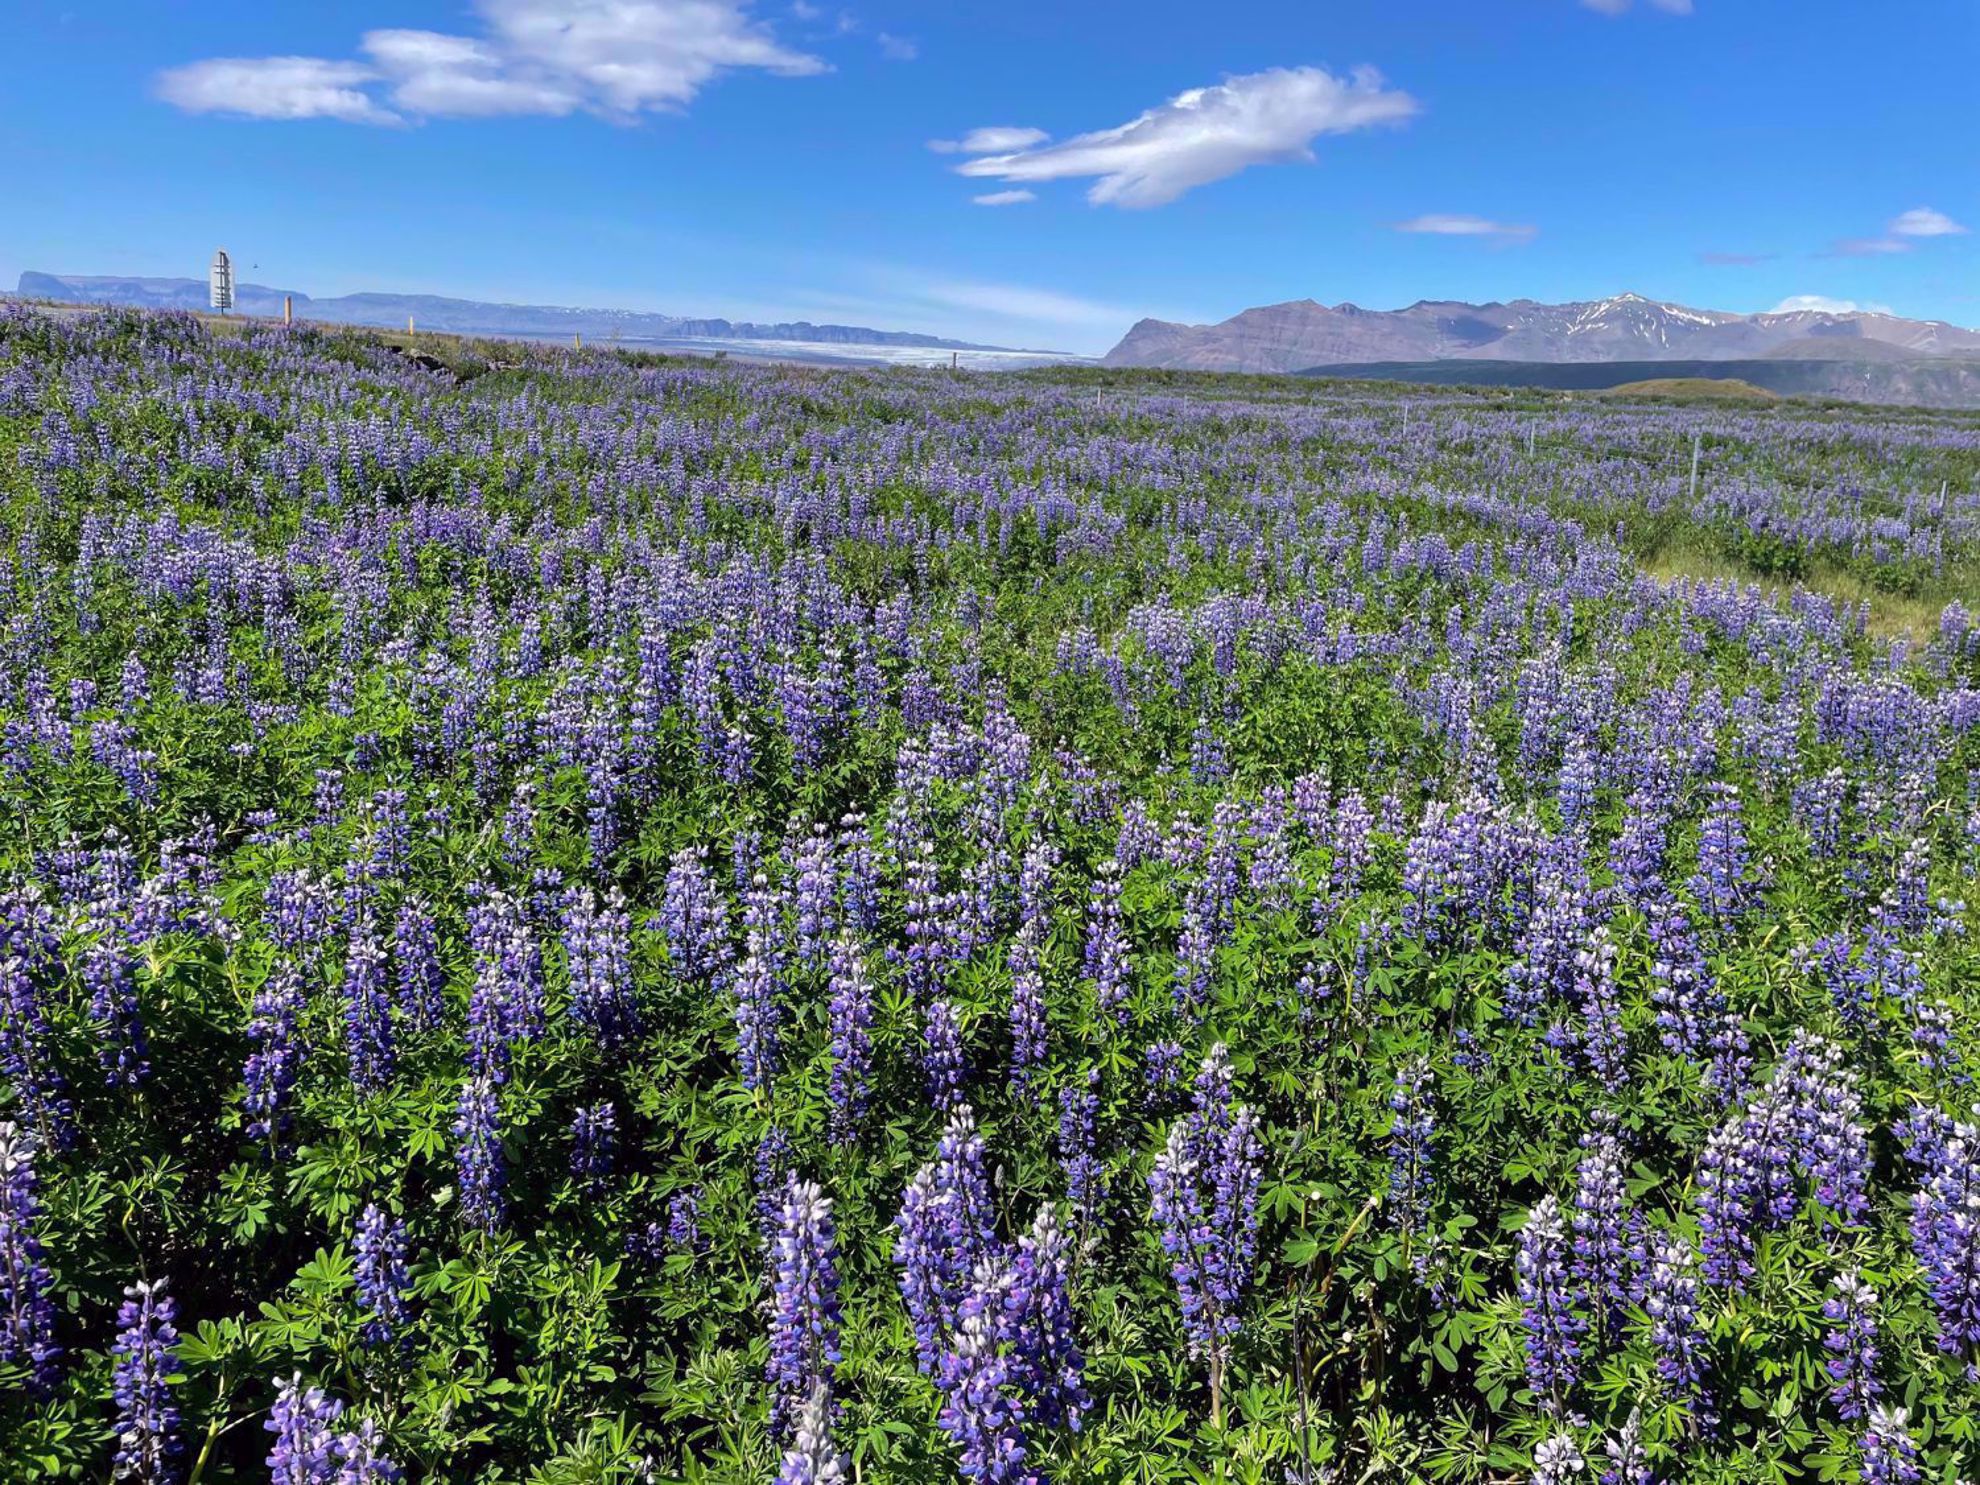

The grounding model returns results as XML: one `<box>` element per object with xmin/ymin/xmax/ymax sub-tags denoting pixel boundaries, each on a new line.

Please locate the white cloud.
<box><xmin>1393</xmin><ymin>213</ymin><xmax>1536</xmax><ymax>243</ymax></box>
<box><xmin>156</xmin><ymin>0</ymin><xmax>824</xmax><ymax>124</ymax></box>
<box><xmin>950</xmin><ymin>65</ymin><xmax>1417</xmax><ymax>208</ymax></box>
<box><xmin>1827</xmin><ymin>236</ymin><xmax>1908</xmax><ymax>257</ymax></box>
<box><xmin>1890</xmin><ymin>207</ymin><xmax>1967</xmax><ymax>238</ymax></box>
<box><xmin>154</xmin><ymin>57</ymin><xmax>401</xmax><ymax>124</ymax></box>
<box><xmin>971</xmin><ymin>190</ymin><xmax>1036</xmax><ymax>206</ymax></box>
<box><xmin>1767</xmin><ymin>295</ymin><xmax>1894</xmax><ymax>316</ymax></box>
<box><xmin>917</xmin><ymin>278</ymin><xmax>1136</xmax><ymax>329</ymax></box>
<box><xmin>1581</xmin><ymin>0</ymin><xmax>1693</xmax><ymax>13</ymax></box>
<box><xmin>876</xmin><ymin>32</ymin><xmax>917</xmax><ymax>61</ymax></box>
<box><xmin>1825</xmin><ymin>208</ymin><xmax>1970</xmax><ymax>257</ymax></box>
<box><xmin>928</xmin><ymin>126</ymin><xmax>1051</xmax><ymax>155</ymax></box>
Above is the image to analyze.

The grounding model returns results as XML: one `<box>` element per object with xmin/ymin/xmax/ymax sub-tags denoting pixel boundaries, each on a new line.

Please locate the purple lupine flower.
<box><xmin>331</xmin><ymin>1418</ymin><xmax>402</xmax><ymax>1482</ymax></box>
<box><xmin>1531</xmin><ymin>1433</ymin><xmax>1585</xmax><ymax>1485</ymax></box>
<box><xmin>1860</xmin><ymin>1405</ymin><xmax>1922</xmax><ymax>1485</ymax></box>
<box><xmin>1793</xmin><ymin>768</ymin><xmax>1847</xmax><ymax>859</ymax></box>
<box><xmin>1645</xmin><ymin>895</ymin><xmax>1714</xmax><ymax>1064</ymax></box>
<box><xmin>266</xmin><ymin>1373</ymin><xmax>343</xmax><ymax>1483</ymax></box>
<box><xmin>1387</xmin><ymin>1060</ymin><xmax>1435</xmax><ymax>1240</ymax></box>
<box><xmin>353</xmin><ymin>1204</ymin><xmax>411</xmax><ymax>1347</ymax></box>
<box><xmin>1882</xmin><ymin>838</ymin><xmax>1932</xmax><ymax>934</ymax></box>
<box><xmin>1806</xmin><ymin>931</ymin><xmax>1877</xmax><ymax>1034</ymax></box>
<box><xmin>571</xmin><ymin>1101</ymin><xmax>616</xmax><ymax>1194</ymax></box>
<box><xmin>264</xmin><ymin>869</ymin><xmax>335</xmax><ymax>963</ymax></box>
<box><xmin>1570</xmin><ymin>1130</ymin><xmax>1639</xmax><ymax>1336</ymax></box>
<box><xmin>0</xmin><ymin>888</ymin><xmax>73</xmax><ymax>1148</ymax></box>
<box><xmin>1688</xmin><ymin>782</ymin><xmax>1761</xmax><ymax>932</ymax></box>
<box><xmin>390</xmin><ymin>898</ymin><xmax>445</xmax><ymax>1034</ymax></box>
<box><xmin>560</xmin><ymin>885</ymin><xmax>638</xmax><ymax>1048</ymax></box>
<box><xmin>733</xmin><ymin>948</ymin><xmax>781</xmax><ymax>1094</ymax></box>
<box><xmin>1822</xmin><ymin>1270</ymin><xmax>1881</xmax><ymax>1421</ymax></box>
<box><xmin>666</xmin><ymin>1188</ymin><xmax>702</xmax><ymax>1252</ymax></box>
<box><xmin>1695</xmin><ymin>1120</ymin><xmax>1759</xmax><ymax>1290</ymax></box>
<box><xmin>341</xmin><ymin>917</ymin><xmax>395</xmax><ymax>1095</ymax></box>
<box><xmin>1003</xmin><ymin>1204</ymin><xmax>1089</xmax><ymax>1431</ymax></box>
<box><xmin>1557</xmin><ymin>735</ymin><xmax>1599</xmax><ymax>834</ymax></box>
<box><xmin>923</xmin><ymin>998</ymin><xmax>966</xmax><ymax>1113</ymax></box>
<box><xmin>1171</xmin><ymin>878</ymin><xmax>1219</xmax><ymax>1018</ymax></box>
<box><xmin>755</xmin><ymin>1127</ymin><xmax>795</xmax><ymax>1254</ymax></box>
<box><xmin>1910</xmin><ymin>1000</ymin><xmax>1963</xmax><ymax>1086</ymax></box>
<box><xmin>1600</xmin><ymin>1408</ymin><xmax>1654</xmax><ymax>1485</ymax></box>
<box><xmin>894</xmin><ymin>1106</ymin><xmax>996</xmax><ymax>1373</ymax></box>
<box><xmin>1908</xmin><ymin>1117</ymin><xmax>1980</xmax><ymax>1372</ymax></box>
<box><xmin>1057</xmin><ymin>1073</ymin><xmax>1104</xmax><ymax>1237</ymax></box>
<box><xmin>0</xmin><ymin>1123</ymin><xmax>59</xmax><ymax>1390</ymax></box>
<box><xmin>80</xmin><ymin>916</ymin><xmax>148</xmax><ymax>1088</ymax></box>
<box><xmin>1784</xmin><ymin>1035</ymin><xmax>1870</xmax><ymax>1225</ymax></box>
<box><xmin>790</xmin><ymin>825</ymin><xmax>837</xmax><ymax>971</ymax></box>
<box><xmin>1518</xmin><ymin>1196</ymin><xmax>1585</xmax><ymax>1411</ymax></box>
<box><xmin>110</xmin><ymin>1278</ymin><xmax>181</xmax><ymax>1483</ymax></box>
<box><xmin>659</xmin><ymin>846</ymin><xmax>730</xmax><ymax>986</ymax></box>
<box><xmin>244</xmin><ymin>960</ymin><xmax>305</xmax><ymax>1147</ymax></box>
<box><xmin>1146</xmin><ymin>1045</ymin><xmax>1261</xmax><ymax>1426</ymax></box>
<box><xmin>1642</xmin><ymin>1229</ymin><xmax>1712</xmax><ymax>1428</ymax></box>
<box><xmin>1007</xmin><ymin>920</ymin><xmax>1048</xmax><ymax>1094</ymax></box>
<box><xmin>898</xmin><ymin>840</ymin><xmax>953</xmax><ymax>1005</ymax></box>
<box><xmin>1608</xmin><ymin>789</ymin><xmax>1669</xmax><ymax>914</ymax></box>
<box><xmin>768</xmin><ymin>1175</ymin><xmax>842</xmax><ymax>1437</ymax></box>
<box><xmin>1507</xmin><ymin>864</ymin><xmax>1592</xmax><ymax>1027</ymax></box>
<box><xmin>1083</xmin><ymin>857</ymin><xmax>1132</xmax><ymax>1024</ymax></box>
<box><xmin>935</xmin><ymin>1296</ymin><xmax>1031</xmax><ymax>1485</ymax></box>
<box><xmin>836</xmin><ymin>814</ymin><xmax>880</xmax><ymax>936</ymax></box>
<box><xmin>824</xmin><ymin>935</ymin><xmax>873</xmax><ymax>1146</ymax></box>
<box><xmin>1573</xmin><ymin>926</ymin><xmax>1627</xmax><ymax>1088</ymax></box>
<box><xmin>1143</xmin><ymin>1039</ymin><xmax>1187</xmax><ymax>1095</ymax></box>
<box><xmin>464</xmin><ymin>890</ymin><xmax>543</xmax><ymax>1081</ymax></box>
<box><xmin>451</xmin><ymin>1077</ymin><xmax>505</xmax><ymax>1233</ymax></box>
<box><xmin>775</xmin><ymin>1383</ymin><xmax>849</xmax><ymax>1485</ymax></box>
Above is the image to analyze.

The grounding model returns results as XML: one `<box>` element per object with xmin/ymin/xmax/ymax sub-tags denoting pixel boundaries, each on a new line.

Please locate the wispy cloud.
<box><xmin>971</xmin><ymin>190</ymin><xmax>1036</xmax><ymax>207</ymax></box>
<box><xmin>876</xmin><ymin>32</ymin><xmax>917</xmax><ymax>61</ymax></box>
<box><xmin>1699</xmin><ymin>251</ymin><xmax>1773</xmax><ymax>266</ymax></box>
<box><xmin>948</xmin><ymin>66</ymin><xmax>1417</xmax><ymax>208</ymax></box>
<box><xmin>783</xmin><ymin>269</ymin><xmax>1155</xmax><ymax>353</ymax></box>
<box><xmin>1768</xmin><ymin>295</ymin><xmax>1894</xmax><ymax>316</ymax></box>
<box><xmin>915</xmin><ymin>278</ymin><xmax>1138</xmax><ymax>330</ymax></box>
<box><xmin>1828</xmin><ymin>236</ymin><xmax>1911</xmax><ymax>257</ymax></box>
<box><xmin>155</xmin><ymin>0</ymin><xmax>825</xmax><ymax>124</ymax></box>
<box><xmin>928</xmin><ymin>127</ymin><xmax>1051</xmax><ymax>155</ymax></box>
<box><xmin>1824</xmin><ymin>206</ymin><xmax>1969</xmax><ymax>257</ymax></box>
<box><xmin>1392</xmin><ymin>213</ymin><xmax>1536</xmax><ymax>244</ymax></box>
<box><xmin>155</xmin><ymin>57</ymin><xmax>400</xmax><ymax>124</ymax></box>
<box><xmin>1581</xmin><ymin>0</ymin><xmax>1693</xmax><ymax>14</ymax></box>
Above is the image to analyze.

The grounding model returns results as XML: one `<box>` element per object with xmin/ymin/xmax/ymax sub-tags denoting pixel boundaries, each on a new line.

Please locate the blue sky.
<box><xmin>2</xmin><ymin>0</ymin><xmax>1974</xmax><ymax>353</ymax></box>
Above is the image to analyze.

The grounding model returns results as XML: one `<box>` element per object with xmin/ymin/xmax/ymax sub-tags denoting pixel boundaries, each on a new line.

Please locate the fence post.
<box><xmin>1689</xmin><ymin>432</ymin><xmax>1702</xmax><ymax>501</ymax></box>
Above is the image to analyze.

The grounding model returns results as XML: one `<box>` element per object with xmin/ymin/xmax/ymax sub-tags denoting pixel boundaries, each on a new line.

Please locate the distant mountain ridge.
<box><xmin>1105</xmin><ymin>293</ymin><xmax>1980</xmax><ymax>373</ymax></box>
<box><xmin>13</xmin><ymin>272</ymin><xmax>1020</xmax><ymax>353</ymax></box>
<box><xmin>1299</xmin><ymin>357</ymin><xmax>1980</xmax><ymax>410</ymax></box>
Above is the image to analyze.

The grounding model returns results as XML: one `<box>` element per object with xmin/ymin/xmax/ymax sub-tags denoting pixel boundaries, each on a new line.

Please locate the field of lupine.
<box><xmin>1</xmin><ymin>305</ymin><xmax>1979</xmax><ymax>1485</ymax></box>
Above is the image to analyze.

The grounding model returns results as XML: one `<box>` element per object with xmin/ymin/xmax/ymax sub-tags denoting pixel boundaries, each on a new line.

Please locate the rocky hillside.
<box><xmin>1106</xmin><ymin>293</ymin><xmax>1980</xmax><ymax>373</ymax></box>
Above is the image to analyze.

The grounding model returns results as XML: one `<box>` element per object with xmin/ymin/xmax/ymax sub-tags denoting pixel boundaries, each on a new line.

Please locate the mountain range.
<box><xmin>1104</xmin><ymin>293</ymin><xmax>1980</xmax><ymax>374</ymax></box>
<box><xmin>12</xmin><ymin>272</ymin><xmax>1020</xmax><ymax>354</ymax></box>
